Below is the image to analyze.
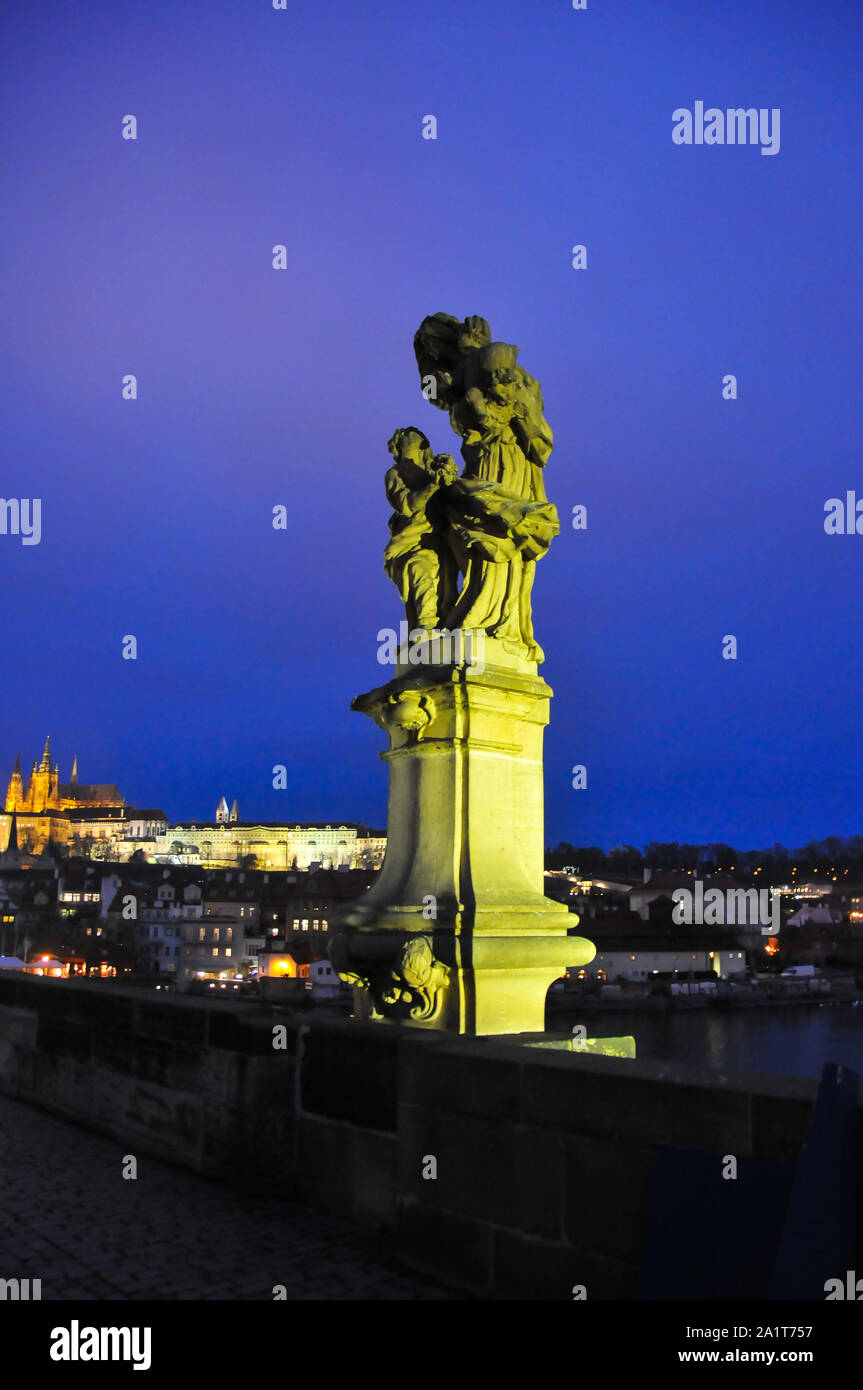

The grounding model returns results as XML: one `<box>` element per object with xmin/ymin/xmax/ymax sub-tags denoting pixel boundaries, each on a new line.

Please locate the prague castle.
<box><xmin>5</xmin><ymin>737</ymin><xmax>124</xmax><ymax>815</ymax></box>
<box><xmin>1</xmin><ymin>739</ymin><xmax>384</xmax><ymax>869</ymax></box>
<box><xmin>2</xmin><ymin>737</ymin><xmax>126</xmax><ymax>855</ymax></box>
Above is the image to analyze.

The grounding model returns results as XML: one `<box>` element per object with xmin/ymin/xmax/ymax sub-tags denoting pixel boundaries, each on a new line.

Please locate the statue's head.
<box><xmin>387</xmin><ymin>427</ymin><xmax>431</xmax><ymax>467</ymax></box>
<box><xmin>464</xmin><ymin>342</ymin><xmax>520</xmax><ymax>400</ymax></box>
<box><xmin>458</xmin><ymin>316</ymin><xmax>492</xmax><ymax>354</ymax></box>
<box><xmin>477</xmin><ymin>341</ymin><xmax>518</xmax><ymax>378</ymax></box>
<box><xmin>414</xmin><ymin>314</ymin><xmax>462</xmax><ymax>372</ymax></box>
<box><xmin>414</xmin><ymin>313</ymin><xmax>492</xmax><ymax>377</ymax></box>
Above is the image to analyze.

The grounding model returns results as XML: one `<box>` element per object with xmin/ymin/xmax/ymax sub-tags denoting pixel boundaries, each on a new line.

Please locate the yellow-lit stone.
<box><xmin>330</xmin><ymin>637</ymin><xmax>595</xmax><ymax>1034</ymax></box>
<box><xmin>329</xmin><ymin>313</ymin><xmax>595</xmax><ymax>1034</ymax></box>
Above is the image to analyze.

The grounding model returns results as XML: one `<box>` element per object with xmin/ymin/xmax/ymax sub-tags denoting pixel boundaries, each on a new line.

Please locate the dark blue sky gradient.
<box><xmin>2</xmin><ymin>0</ymin><xmax>861</xmax><ymax>849</ymax></box>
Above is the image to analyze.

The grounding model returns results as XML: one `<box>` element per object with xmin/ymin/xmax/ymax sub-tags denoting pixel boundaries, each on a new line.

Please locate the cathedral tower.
<box><xmin>30</xmin><ymin>736</ymin><xmax>55</xmax><ymax>813</ymax></box>
<box><xmin>4</xmin><ymin>755</ymin><xmax>24</xmax><ymax>813</ymax></box>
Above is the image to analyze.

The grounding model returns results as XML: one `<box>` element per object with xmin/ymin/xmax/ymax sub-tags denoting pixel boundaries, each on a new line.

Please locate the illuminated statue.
<box><xmin>335</xmin><ymin>313</ymin><xmax>594</xmax><ymax>1035</ymax></box>
<box><xmin>383</xmin><ymin>428</ymin><xmax>458</xmax><ymax>632</ymax></box>
<box><xmin>382</xmin><ymin>313</ymin><xmax>560</xmax><ymax>663</ymax></box>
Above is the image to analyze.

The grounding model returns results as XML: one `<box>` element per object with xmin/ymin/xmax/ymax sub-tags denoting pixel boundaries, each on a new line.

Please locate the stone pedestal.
<box><xmin>329</xmin><ymin>636</ymin><xmax>595</xmax><ymax>1034</ymax></box>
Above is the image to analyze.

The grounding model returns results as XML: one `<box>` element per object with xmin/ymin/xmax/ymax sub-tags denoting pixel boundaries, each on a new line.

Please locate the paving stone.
<box><xmin>0</xmin><ymin>1093</ymin><xmax>452</xmax><ymax>1301</ymax></box>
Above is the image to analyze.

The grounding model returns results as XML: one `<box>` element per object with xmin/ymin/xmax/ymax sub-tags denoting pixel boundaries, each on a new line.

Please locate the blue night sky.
<box><xmin>1</xmin><ymin>0</ymin><xmax>861</xmax><ymax>850</ymax></box>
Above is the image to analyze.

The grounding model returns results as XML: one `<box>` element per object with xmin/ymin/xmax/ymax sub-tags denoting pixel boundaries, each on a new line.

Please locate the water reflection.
<box><xmin>572</xmin><ymin>1004</ymin><xmax>863</xmax><ymax>1080</ymax></box>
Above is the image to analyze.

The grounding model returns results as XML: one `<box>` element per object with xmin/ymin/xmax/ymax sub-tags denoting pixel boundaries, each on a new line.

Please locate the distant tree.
<box><xmin>844</xmin><ymin>836</ymin><xmax>863</xmax><ymax>863</ymax></box>
<box><xmin>643</xmin><ymin>842</ymin><xmax>680</xmax><ymax>872</ymax></box>
<box><xmin>545</xmin><ymin>844</ymin><xmax>608</xmax><ymax>875</ymax></box>
<box><xmin>803</xmin><ymin>841</ymin><xmax>819</xmax><ymax>867</ymax></box>
<box><xmin>546</xmin><ymin>842</ymin><xmax>577</xmax><ymax>870</ymax></box>
<box><xmin>699</xmin><ymin>843</ymin><xmax>737</xmax><ymax>873</ymax></box>
<box><xmin>542</xmin><ymin>833</ymin><xmax>863</xmax><ymax>887</ymax></box>
<box><xmin>607</xmin><ymin>845</ymin><xmax>643</xmax><ymax>877</ymax></box>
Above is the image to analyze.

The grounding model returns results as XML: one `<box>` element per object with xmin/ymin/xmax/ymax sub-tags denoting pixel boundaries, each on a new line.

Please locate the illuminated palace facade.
<box><xmin>1</xmin><ymin>741</ymin><xmax>385</xmax><ymax>870</ymax></box>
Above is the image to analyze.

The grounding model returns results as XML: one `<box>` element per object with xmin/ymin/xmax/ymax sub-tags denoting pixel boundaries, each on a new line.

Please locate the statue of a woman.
<box><xmin>411</xmin><ymin>314</ymin><xmax>560</xmax><ymax>662</ymax></box>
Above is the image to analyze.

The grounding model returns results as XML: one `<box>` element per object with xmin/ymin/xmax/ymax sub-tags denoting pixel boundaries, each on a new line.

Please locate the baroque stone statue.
<box><xmin>330</xmin><ymin>311</ymin><xmax>596</xmax><ymax>1034</ymax></box>
<box><xmin>384</xmin><ymin>314</ymin><xmax>560</xmax><ymax>663</ymax></box>
<box><xmin>383</xmin><ymin>428</ymin><xmax>458</xmax><ymax>631</ymax></box>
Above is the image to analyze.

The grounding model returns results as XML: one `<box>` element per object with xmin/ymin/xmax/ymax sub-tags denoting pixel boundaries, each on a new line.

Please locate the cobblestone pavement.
<box><xmin>0</xmin><ymin>1094</ymin><xmax>453</xmax><ymax>1300</ymax></box>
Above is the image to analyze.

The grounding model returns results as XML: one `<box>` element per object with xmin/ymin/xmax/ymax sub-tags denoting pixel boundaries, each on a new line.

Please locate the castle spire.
<box><xmin>4</xmin><ymin>756</ymin><xmax>24</xmax><ymax>814</ymax></box>
<box><xmin>29</xmin><ymin>738</ymin><xmax>55</xmax><ymax>813</ymax></box>
<box><xmin>70</xmin><ymin>754</ymin><xmax>78</xmax><ymax>785</ymax></box>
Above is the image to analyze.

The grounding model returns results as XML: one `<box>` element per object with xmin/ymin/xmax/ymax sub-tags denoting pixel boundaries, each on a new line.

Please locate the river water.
<box><xmin>548</xmin><ymin>1003</ymin><xmax>863</xmax><ymax>1081</ymax></box>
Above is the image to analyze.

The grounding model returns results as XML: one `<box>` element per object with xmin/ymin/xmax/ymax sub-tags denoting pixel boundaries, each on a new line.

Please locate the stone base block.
<box><xmin>330</xmin><ymin>927</ymin><xmax>594</xmax><ymax>1036</ymax></box>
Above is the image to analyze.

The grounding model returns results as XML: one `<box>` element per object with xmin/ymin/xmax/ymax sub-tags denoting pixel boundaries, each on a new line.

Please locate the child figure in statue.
<box><xmin>383</xmin><ymin>427</ymin><xmax>458</xmax><ymax>632</ymax></box>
